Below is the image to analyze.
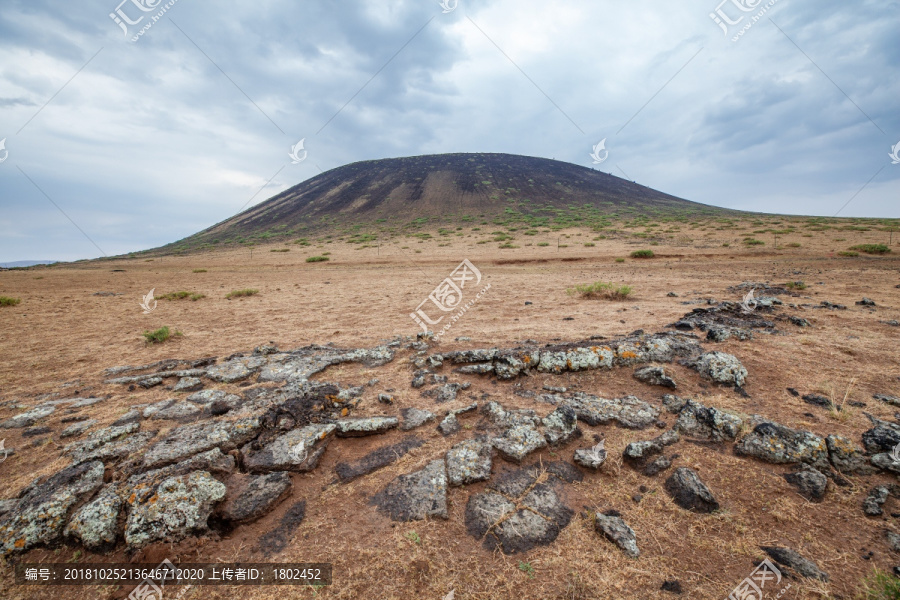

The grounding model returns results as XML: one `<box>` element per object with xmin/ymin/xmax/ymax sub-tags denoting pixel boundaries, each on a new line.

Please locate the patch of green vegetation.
<box><xmin>567</xmin><ymin>281</ymin><xmax>633</xmax><ymax>300</ymax></box>
<box><xmin>404</xmin><ymin>531</ymin><xmax>421</xmax><ymax>545</ymax></box>
<box><xmin>615</xmin><ymin>258</ymin><xmax>625</xmax><ymax>263</ymax></box>
<box><xmin>498</xmin><ymin>243</ymin><xmax>520</xmax><ymax>249</ymax></box>
<box><xmin>142</xmin><ymin>326</ymin><xmax>181</xmax><ymax>344</ymax></box>
<box><xmin>584</xmin><ymin>243</ymin><xmax>595</xmax><ymax>247</ymax></box>
<box><xmin>270</xmin><ymin>248</ymin><xmax>290</xmax><ymax>253</ymax></box>
<box><xmin>785</xmin><ymin>281</ymin><xmax>806</xmax><ymax>290</ymax></box>
<box><xmin>226</xmin><ymin>288</ymin><xmax>259</xmax><ymax>299</ymax></box>
<box><xmin>850</xmin><ymin>244</ymin><xmax>890</xmax><ymax>255</ymax></box>
<box><xmin>306</xmin><ymin>256</ymin><xmax>330</xmax><ymax>263</ymax></box>
<box><xmin>862</xmin><ymin>568</ymin><xmax>900</xmax><ymax>600</ymax></box>
<box><xmin>159</xmin><ymin>291</ymin><xmax>205</xmax><ymax>301</ymax></box>
<box><xmin>744</xmin><ymin>238</ymin><xmax>765</xmax><ymax>246</ymax></box>
<box><xmin>518</xmin><ymin>562</ymin><xmax>535</xmax><ymax>579</ymax></box>
<box><xmin>837</xmin><ymin>251</ymin><xmax>859</xmax><ymax>257</ymax></box>
<box><xmin>630</xmin><ymin>249</ymin><xmax>655</xmax><ymax>258</ymax></box>
<box><xmin>786</xmin><ymin>242</ymin><xmax>801</xmax><ymax>248</ymax></box>
<box><xmin>0</xmin><ymin>296</ymin><xmax>22</xmax><ymax>306</ymax></box>
<box><xmin>192</xmin><ymin>269</ymin><xmax>207</xmax><ymax>273</ymax></box>
<box><xmin>537</xmin><ymin>242</ymin><xmax>550</xmax><ymax>247</ymax></box>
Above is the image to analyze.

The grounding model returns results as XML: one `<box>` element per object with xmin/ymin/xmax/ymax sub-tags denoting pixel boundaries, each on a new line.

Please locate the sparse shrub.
<box><xmin>306</xmin><ymin>256</ymin><xmax>329</xmax><ymax>263</ymax></box>
<box><xmin>142</xmin><ymin>326</ymin><xmax>181</xmax><ymax>344</ymax></box>
<box><xmin>722</xmin><ymin>243</ymin><xmax>730</xmax><ymax>247</ymax></box>
<box><xmin>226</xmin><ymin>288</ymin><xmax>259</xmax><ymax>299</ymax></box>
<box><xmin>785</xmin><ymin>281</ymin><xmax>806</xmax><ymax>290</ymax></box>
<box><xmin>838</xmin><ymin>251</ymin><xmax>858</xmax><ymax>257</ymax></box>
<box><xmin>850</xmin><ymin>244</ymin><xmax>890</xmax><ymax>255</ymax></box>
<box><xmin>0</xmin><ymin>296</ymin><xmax>21</xmax><ymax>306</ymax></box>
<box><xmin>630</xmin><ymin>249</ymin><xmax>654</xmax><ymax>258</ymax></box>
<box><xmin>498</xmin><ymin>243</ymin><xmax>519</xmax><ymax>249</ymax></box>
<box><xmin>615</xmin><ymin>258</ymin><xmax>625</xmax><ymax>263</ymax></box>
<box><xmin>584</xmin><ymin>243</ymin><xmax>595</xmax><ymax>247</ymax></box>
<box><xmin>192</xmin><ymin>269</ymin><xmax>207</xmax><ymax>273</ymax></box>
<box><xmin>862</xmin><ymin>568</ymin><xmax>900</xmax><ymax>600</ymax></box>
<box><xmin>270</xmin><ymin>248</ymin><xmax>290</xmax><ymax>253</ymax></box>
<box><xmin>744</xmin><ymin>238</ymin><xmax>764</xmax><ymax>246</ymax></box>
<box><xmin>567</xmin><ymin>281</ymin><xmax>633</xmax><ymax>300</ymax></box>
<box><xmin>786</xmin><ymin>242</ymin><xmax>801</xmax><ymax>248</ymax></box>
<box><xmin>159</xmin><ymin>291</ymin><xmax>204</xmax><ymax>301</ymax></box>
<box><xmin>537</xmin><ymin>242</ymin><xmax>550</xmax><ymax>247</ymax></box>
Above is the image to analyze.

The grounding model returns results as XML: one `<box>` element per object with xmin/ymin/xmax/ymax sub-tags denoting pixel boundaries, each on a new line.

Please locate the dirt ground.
<box><xmin>0</xmin><ymin>220</ymin><xmax>898</xmax><ymax>600</ymax></box>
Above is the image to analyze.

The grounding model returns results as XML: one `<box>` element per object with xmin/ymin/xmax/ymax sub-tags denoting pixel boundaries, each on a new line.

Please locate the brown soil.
<box><xmin>0</xmin><ymin>221</ymin><xmax>898</xmax><ymax>600</ymax></box>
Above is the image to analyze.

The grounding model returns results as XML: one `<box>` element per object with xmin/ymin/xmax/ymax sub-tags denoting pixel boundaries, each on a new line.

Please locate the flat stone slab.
<box><xmin>219</xmin><ymin>472</ymin><xmax>292</xmax><ymax>524</ymax></box>
<box><xmin>674</xmin><ymin>399</ymin><xmax>742</xmax><ymax>441</ymax></box>
<box><xmin>0</xmin><ymin>460</ymin><xmax>104</xmax><ymax>557</ymax></box>
<box><xmin>64</xmin><ymin>423</ymin><xmax>155</xmax><ymax>465</ymax></box>
<box><xmin>174</xmin><ymin>377</ymin><xmax>204</xmax><ymax>392</ymax></box>
<box><xmin>150</xmin><ymin>401</ymin><xmax>203</xmax><ymax>421</ymax></box>
<box><xmin>243</xmin><ymin>424</ymin><xmax>337</xmax><ymax>473</ymax></box>
<box><xmin>761</xmin><ymin>546</ymin><xmax>828</xmax><ymax>581</ymax></box>
<box><xmin>336</xmin><ymin>417</ymin><xmax>398</xmax><ymax>438</ymax></box>
<box><xmin>206</xmin><ymin>356</ymin><xmax>267</xmax><ymax>383</ymax></box>
<box><xmin>371</xmin><ymin>459</ymin><xmax>448</xmax><ymax>521</ymax></box>
<box><xmin>481</xmin><ymin>402</ymin><xmax>540</xmax><ymax>428</ymax></box>
<box><xmin>142</xmin><ymin>417</ymin><xmax>261</xmax><ymax>469</ymax></box>
<box><xmin>64</xmin><ymin>483</ymin><xmax>122</xmax><ymax>550</ymax></box>
<box><xmin>335</xmin><ymin>436</ymin><xmax>425</xmax><ymax>483</ymax></box>
<box><xmin>734</xmin><ymin>421</ymin><xmax>829</xmax><ymax>468</ymax></box>
<box><xmin>400</xmin><ymin>408</ymin><xmax>434</xmax><ymax>430</ymax></box>
<box><xmin>465</xmin><ymin>463</ymin><xmax>577</xmax><ymax>554</ymax></box>
<box><xmin>0</xmin><ymin>405</ymin><xmax>55</xmax><ymax>429</ymax></box>
<box><xmin>446</xmin><ymin>438</ymin><xmax>493</xmax><ymax>486</ymax></box>
<box><xmin>690</xmin><ymin>351</ymin><xmax>747</xmax><ymax>387</ymax></box>
<box><xmin>60</xmin><ymin>419</ymin><xmax>97</xmax><ymax>438</ymax></box>
<box><xmin>542</xmin><ymin>406</ymin><xmax>578</xmax><ymax>445</ymax></box>
<box><xmin>633</xmin><ymin>365</ymin><xmax>676</xmax><ymax>389</ymax></box>
<box><xmin>665</xmin><ymin>467</ymin><xmax>719</xmax><ymax>513</ymax></box>
<box><xmin>595</xmin><ymin>511</ymin><xmax>640</xmax><ymax>558</ymax></box>
<box><xmin>540</xmin><ymin>392</ymin><xmax>659</xmax><ymax>429</ymax></box>
<box><xmin>492</xmin><ymin>424</ymin><xmax>548</xmax><ymax>463</ymax></box>
<box><xmin>124</xmin><ymin>470</ymin><xmax>226</xmax><ymax>549</ymax></box>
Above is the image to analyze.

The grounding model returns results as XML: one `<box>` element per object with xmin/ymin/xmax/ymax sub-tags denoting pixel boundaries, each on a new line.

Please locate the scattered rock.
<box><xmin>446</xmin><ymin>438</ymin><xmax>493</xmax><ymax>486</ymax></box>
<box><xmin>150</xmin><ymin>401</ymin><xmax>203</xmax><ymax>421</ymax></box>
<box><xmin>244</xmin><ymin>424</ymin><xmax>336</xmax><ymax>473</ymax></box>
<box><xmin>542</xmin><ymin>405</ymin><xmax>578</xmax><ymax>445</ymax></box>
<box><xmin>336</xmin><ymin>417</ymin><xmax>398</xmax><ymax>438</ymax></box>
<box><xmin>400</xmin><ymin>407</ymin><xmax>435</xmax><ymax>430</ymax></box>
<box><xmin>64</xmin><ymin>483</ymin><xmax>122</xmax><ymax>550</ymax></box>
<box><xmin>492</xmin><ymin>424</ymin><xmax>548</xmax><ymax>463</ymax></box>
<box><xmin>689</xmin><ymin>352</ymin><xmax>747</xmax><ymax>387</ymax></box>
<box><xmin>662</xmin><ymin>394</ymin><xmax>689</xmax><ymax>414</ymax></box>
<box><xmin>540</xmin><ymin>392</ymin><xmax>660</xmax><ymax>429</ymax></box>
<box><xmin>874</xmin><ymin>394</ymin><xmax>900</xmax><ymax>407</ymax></box>
<box><xmin>643</xmin><ymin>455</ymin><xmax>673</xmax><ymax>476</ymax></box>
<box><xmin>143</xmin><ymin>417</ymin><xmax>260</xmax><ymax>469</ymax></box>
<box><xmin>665</xmin><ymin>467</ymin><xmax>719</xmax><ymax>513</ymax></box>
<box><xmin>334</xmin><ymin>436</ymin><xmax>425</xmax><ymax>483</ymax></box>
<box><xmin>574</xmin><ymin>442</ymin><xmax>607</xmax><ymax>469</ymax></box>
<box><xmin>857</xmin><ymin>298</ymin><xmax>876</xmax><ymax>306</ymax></box>
<box><xmin>111</xmin><ymin>410</ymin><xmax>142</xmax><ymax>427</ymax></box>
<box><xmin>437</xmin><ymin>413</ymin><xmax>461</xmax><ymax>436</ymax></box>
<box><xmin>826</xmin><ymin>434</ymin><xmax>876</xmax><ymax>475</ymax></box>
<box><xmin>633</xmin><ymin>365</ymin><xmax>677</xmax><ymax>389</ymax></box>
<box><xmin>423</xmin><ymin>382</ymin><xmax>471</xmax><ymax>403</ymax></box>
<box><xmin>862</xmin><ymin>414</ymin><xmax>900</xmax><ymax>454</ymax></box>
<box><xmin>760</xmin><ymin>546</ymin><xmax>828</xmax><ymax>581</ymax></box>
<box><xmin>22</xmin><ymin>426</ymin><xmax>51</xmax><ymax>438</ymax></box>
<box><xmin>219</xmin><ymin>472</ymin><xmax>292</xmax><ymax>524</ymax></box>
<box><xmin>784</xmin><ymin>466</ymin><xmax>828</xmax><ymax>502</ymax></box>
<box><xmin>885</xmin><ymin>530</ymin><xmax>900</xmax><ymax>553</ymax></box>
<box><xmin>174</xmin><ymin>377</ymin><xmax>204</xmax><ymax>392</ymax></box>
<box><xmin>661</xmin><ymin>580</ymin><xmax>683</xmax><ymax>594</ymax></box>
<box><xmin>124</xmin><ymin>471</ymin><xmax>226</xmax><ymax>549</ymax></box>
<box><xmin>623</xmin><ymin>430</ymin><xmax>679</xmax><ymax>467</ymax></box>
<box><xmin>371</xmin><ymin>459</ymin><xmax>448</xmax><ymax>521</ymax></box>
<box><xmin>60</xmin><ymin>419</ymin><xmax>97</xmax><ymax>438</ymax></box>
<box><xmin>674</xmin><ymin>399</ymin><xmax>742</xmax><ymax>442</ymax></box>
<box><xmin>137</xmin><ymin>377</ymin><xmax>163</xmax><ymax>389</ymax></box>
<box><xmin>0</xmin><ymin>405</ymin><xmax>55</xmax><ymax>429</ymax></box>
<box><xmin>863</xmin><ymin>485</ymin><xmax>900</xmax><ymax>516</ymax></box>
<box><xmin>206</xmin><ymin>356</ymin><xmax>266</xmax><ymax>383</ymax></box>
<box><xmin>735</xmin><ymin>421</ymin><xmax>829</xmax><ymax>468</ymax></box>
<box><xmin>595</xmin><ymin>511</ymin><xmax>640</xmax><ymax>558</ymax></box>
<box><xmin>789</xmin><ymin>316</ymin><xmax>811</xmax><ymax>327</ymax></box>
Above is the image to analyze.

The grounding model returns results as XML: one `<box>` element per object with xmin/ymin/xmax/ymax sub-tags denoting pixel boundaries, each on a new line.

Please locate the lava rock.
<box><xmin>761</xmin><ymin>546</ymin><xmax>828</xmax><ymax>581</ymax></box>
<box><xmin>64</xmin><ymin>483</ymin><xmax>122</xmax><ymax>550</ymax></box>
<box><xmin>542</xmin><ymin>405</ymin><xmax>578</xmax><ymax>445</ymax></box>
<box><xmin>633</xmin><ymin>366</ymin><xmax>677</xmax><ymax>389</ymax></box>
<box><xmin>219</xmin><ymin>472</ymin><xmax>292</xmax><ymax>524</ymax></box>
<box><xmin>665</xmin><ymin>467</ymin><xmax>719</xmax><ymax>513</ymax></box>
<box><xmin>335</xmin><ymin>417</ymin><xmax>398</xmax><ymax>438</ymax></box>
<box><xmin>674</xmin><ymin>399</ymin><xmax>742</xmax><ymax>442</ymax></box>
<box><xmin>335</xmin><ymin>437</ymin><xmax>425</xmax><ymax>483</ymax></box>
<box><xmin>142</xmin><ymin>417</ymin><xmax>260</xmax><ymax>469</ymax></box>
<box><xmin>734</xmin><ymin>421</ymin><xmax>829</xmax><ymax>468</ymax></box>
<box><xmin>371</xmin><ymin>459</ymin><xmax>448</xmax><ymax>521</ymax></box>
<box><xmin>446</xmin><ymin>438</ymin><xmax>493</xmax><ymax>486</ymax></box>
<box><xmin>595</xmin><ymin>511</ymin><xmax>640</xmax><ymax>558</ymax></box>
<box><xmin>492</xmin><ymin>424</ymin><xmax>548</xmax><ymax>463</ymax></box>
<box><xmin>540</xmin><ymin>392</ymin><xmax>660</xmax><ymax>429</ymax></box>
<box><xmin>690</xmin><ymin>352</ymin><xmax>748</xmax><ymax>387</ymax></box>
<box><xmin>243</xmin><ymin>424</ymin><xmax>336</xmax><ymax>473</ymax></box>
<box><xmin>0</xmin><ymin>405</ymin><xmax>55</xmax><ymax>429</ymax></box>
<box><xmin>784</xmin><ymin>466</ymin><xmax>828</xmax><ymax>502</ymax></box>
<box><xmin>400</xmin><ymin>407</ymin><xmax>435</xmax><ymax>431</ymax></box>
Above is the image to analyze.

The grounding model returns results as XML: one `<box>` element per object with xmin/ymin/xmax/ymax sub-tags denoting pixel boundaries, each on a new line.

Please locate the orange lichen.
<box><xmin>620</xmin><ymin>351</ymin><xmax>638</xmax><ymax>359</ymax></box>
<box><xmin>14</xmin><ymin>538</ymin><xmax>25</xmax><ymax>548</ymax></box>
<box><xmin>341</xmin><ymin>408</ymin><xmax>349</xmax><ymax>417</ymax></box>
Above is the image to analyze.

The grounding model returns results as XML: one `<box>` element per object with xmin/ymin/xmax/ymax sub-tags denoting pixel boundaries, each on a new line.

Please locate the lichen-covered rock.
<box><xmin>863</xmin><ymin>485</ymin><xmax>895</xmax><ymax>516</ymax></box>
<box><xmin>60</xmin><ymin>419</ymin><xmax>97</xmax><ymax>438</ymax></box>
<box><xmin>65</xmin><ymin>423</ymin><xmax>155</xmax><ymax>465</ymax></box>
<box><xmin>243</xmin><ymin>424</ymin><xmax>336</xmax><ymax>473</ymax></box>
<box><xmin>111</xmin><ymin>410</ymin><xmax>142</xmax><ymax>427</ymax></box>
<box><xmin>595</xmin><ymin>511</ymin><xmax>640</xmax><ymax>558</ymax></box>
<box><xmin>400</xmin><ymin>407</ymin><xmax>435</xmax><ymax>430</ymax></box>
<box><xmin>437</xmin><ymin>413</ymin><xmax>460</xmax><ymax>436</ymax></box>
<box><xmin>0</xmin><ymin>405</ymin><xmax>55</xmax><ymax>429</ymax></box>
<box><xmin>662</xmin><ymin>394</ymin><xmax>690</xmax><ymax>414</ymax></box>
<box><xmin>784</xmin><ymin>466</ymin><xmax>827</xmax><ymax>502</ymax></box>
<box><xmin>219</xmin><ymin>472</ymin><xmax>292</xmax><ymax>524</ymax></box>
<box><xmin>454</xmin><ymin>364</ymin><xmax>494</xmax><ymax>375</ymax></box>
<box><xmin>174</xmin><ymin>377</ymin><xmax>203</xmax><ymax>392</ymax></box>
<box><xmin>538</xmin><ymin>346</ymin><xmax>613</xmax><ymax>374</ymax></box>
<box><xmin>675</xmin><ymin>399</ymin><xmax>742</xmax><ymax>442</ymax></box>
<box><xmin>492</xmin><ymin>424</ymin><xmax>548</xmax><ymax>463</ymax></box>
<box><xmin>0</xmin><ymin>460</ymin><xmax>104</xmax><ymax>556</ymax></box>
<box><xmin>336</xmin><ymin>417</ymin><xmax>398</xmax><ymax>437</ymax></box>
<box><xmin>633</xmin><ymin>366</ymin><xmax>677</xmax><ymax>389</ymax></box>
<box><xmin>540</xmin><ymin>392</ymin><xmax>659</xmax><ymax>429</ymax></box>
<box><xmin>690</xmin><ymin>351</ymin><xmax>747</xmax><ymax>387</ymax></box>
<box><xmin>734</xmin><ymin>421</ymin><xmax>829</xmax><ymax>468</ymax></box>
<box><xmin>423</xmin><ymin>382</ymin><xmax>470</xmax><ymax>403</ymax></box>
<box><xmin>446</xmin><ymin>438</ymin><xmax>493</xmax><ymax>486</ymax></box>
<box><xmin>623</xmin><ymin>430</ymin><xmax>679</xmax><ymax>466</ymax></box>
<box><xmin>335</xmin><ymin>437</ymin><xmax>425</xmax><ymax>483</ymax></box>
<box><xmin>826</xmin><ymin>434</ymin><xmax>876</xmax><ymax>475</ymax></box>
<box><xmin>761</xmin><ymin>546</ymin><xmax>828</xmax><ymax>581</ymax></box>
<box><xmin>862</xmin><ymin>423</ymin><xmax>900</xmax><ymax>454</ymax></box>
<box><xmin>542</xmin><ymin>406</ymin><xmax>578</xmax><ymax>445</ymax></box>
<box><xmin>143</xmin><ymin>417</ymin><xmax>260</xmax><ymax>468</ymax></box>
<box><xmin>150</xmin><ymin>401</ymin><xmax>203</xmax><ymax>421</ymax></box>
<box><xmin>64</xmin><ymin>483</ymin><xmax>122</xmax><ymax>549</ymax></box>
<box><xmin>871</xmin><ymin>453</ymin><xmax>900</xmax><ymax>474</ymax></box>
<box><xmin>371</xmin><ymin>459</ymin><xmax>448</xmax><ymax>521</ymax></box>
<box><xmin>665</xmin><ymin>467</ymin><xmax>719</xmax><ymax>513</ymax></box>
<box><xmin>874</xmin><ymin>394</ymin><xmax>900</xmax><ymax>407</ymax></box>
<box><xmin>481</xmin><ymin>401</ymin><xmax>540</xmax><ymax>428</ymax></box>
<box><xmin>206</xmin><ymin>355</ymin><xmax>266</xmax><ymax>383</ymax></box>
<box><xmin>124</xmin><ymin>471</ymin><xmax>226</xmax><ymax>549</ymax></box>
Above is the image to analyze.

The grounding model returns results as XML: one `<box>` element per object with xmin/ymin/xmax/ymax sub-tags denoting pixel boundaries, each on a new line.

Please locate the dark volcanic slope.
<box><xmin>172</xmin><ymin>152</ymin><xmax>735</xmax><ymax>249</ymax></box>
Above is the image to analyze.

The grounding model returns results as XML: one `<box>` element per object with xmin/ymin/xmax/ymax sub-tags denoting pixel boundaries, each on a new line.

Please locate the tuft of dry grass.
<box><xmin>567</xmin><ymin>281</ymin><xmax>632</xmax><ymax>300</ymax></box>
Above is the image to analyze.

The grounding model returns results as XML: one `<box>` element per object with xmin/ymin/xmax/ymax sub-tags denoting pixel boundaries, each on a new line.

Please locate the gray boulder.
<box><xmin>690</xmin><ymin>351</ymin><xmax>747</xmax><ymax>387</ymax></box>
<box><xmin>142</xmin><ymin>417</ymin><xmax>260</xmax><ymax>468</ymax></box>
<box><xmin>64</xmin><ymin>483</ymin><xmax>122</xmax><ymax>549</ymax></box>
<box><xmin>446</xmin><ymin>438</ymin><xmax>493</xmax><ymax>486</ymax></box>
<box><xmin>784</xmin><ymin>467</ymin><xmax>827</xmax><ymax>502</ymax></box>
<box><xmin>825</xmin><ymin>434</ymin><xmax>877</xmax><ymax>475</ymax></box>
<box><xmin>492</xmin><ymin>424</ymin><xmax>548</xmax><ymax>463</ymax></box>
<box><xmin>243</xmin><ymin>424</ymin><xmax>336</xmax><ymax>473</ymax></box>
<box><xmin>124</xmin><ymin>471</ymin><xmax>226</xmax><ymax>549</ymax></box>
<box><xmin>595</xmin><ymin>511</ymin><xmax>640</xmax><ymax>558</ymax></box>
<box><xmin>542</xmin><ymin>405</ymin><xmax>578</xmax><ymax>445</ymax></box>
<box><xmin>371</xmin><ymin>459</ymin><xmax>448</xmax><ymax>521</ymax></box>
<box><xmin>174</xmin><ymin>377</ymin><xmax>203</xmax><ymax>392</ymax></box>
<box><xmin>219</xmin><ymin>472</ymin><xmax>292</xmax><ymax>524</ymax></box>
<box><xmin>735</xmin><ymin>421</ymin><xmax>829</xmax><ymax>468</ymax></box>
<box><xmin>665</xmin><ymin>467</ymin><xmax>719</xmax><ymax>513</ymax></box>
<box><xmin>675</xmin><ymin>399</ymin><xmax>742</xmax><ymax>442</ymax></box>
<box><xmin>761</xmin><ymin>546</ymin><xmax>828</xmax><ymax>581</ymax></box>
<box><xmin>633</xmin><ymin>366</ymin><xmax>676</xmax><ymax>389</ymax></box>
<box><xmin>400</xmin><ymin>407</ymin><xmax>434</xmax><ymax>430</ymax></box>
<box><xmin>0</xmin><ymin>405</ymin><xmax>55</xmax><ymax>429</ymax></box>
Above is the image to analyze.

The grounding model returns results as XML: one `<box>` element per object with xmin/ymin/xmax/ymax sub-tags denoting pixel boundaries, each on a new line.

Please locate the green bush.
<box><xmin>785</xmin><ymin>281</ymin><xmax>806</xmax><ymax>290</ymax></box>
<box><xmin>630</xmin><ymin>249</ymin><xmax>654</xmax><ymax>258</ymax></box>
<box><xmin>306</xmin><ymin>256</ymin><xmax>330</xmax><ymax>263</ymax></box>
<box><xmin>0</xmin><ymin>296</ymin><xmax>21</xmax><ymax>307</ymax></box>
<box><xmin>226</xmin><ymin>288</ymin><xmax>259</xmax><ymax>299</ymax></box>
<box><xmin>862</xmin><ymin>568</ymin><xmax>900</xmax><ymax>600</ymax></box>
<box><xmin>615</xmin><ymin>258</ymin><xmax>625</xmax><ymax>263</ymax></box>
<box><xmin>850</xmin><ymin>244</ymin><xmax>890</xmax><ymax>255</ymax></box>
<box><xmin>837</xmin><ymin>251</ymin><xmax>858</xmax><ymax>257</ymax></box>
<box><xmin>142</xmin><ymin>326</ymin><xmax>181</xmax><ymax>344</ymax></box>
<box><xmin>159</xmin><ymin>291</ymin><xmax>204</xmax><ymax>301</ymax></box>
<box><xmin>270</xmin><ymin>248</ymin><xmax>290</xmax><ymax>253</ymax></box>
<box><xmin>537</xmin><ymin>242</ymin><xmax>550</xmax><ymax>247</ymax></box>
<box><xmin>192</xmin><ymin>269</ymin><xmax>207</xmax><ymax>273</ymax></box>
<box><xmin>744</xmin><ymin>239</ymin><xmax>765</xmax><ymax>246</ymax></box>
<box><xmin>567</xmin><ymin>281</ymin><xmax>633</xmax><ymax>300</ymax></box>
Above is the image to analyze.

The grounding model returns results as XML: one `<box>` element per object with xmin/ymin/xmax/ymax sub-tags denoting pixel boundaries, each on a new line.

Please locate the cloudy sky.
<box><xmin>0</xmin><ymin>0</ymin><xmax>897</xmax><ymax>262</ymax></box>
